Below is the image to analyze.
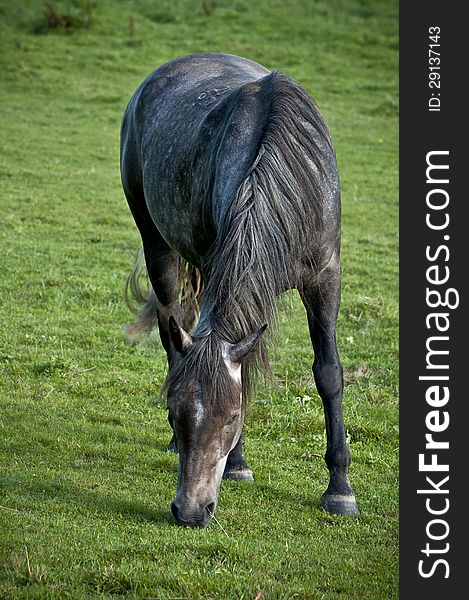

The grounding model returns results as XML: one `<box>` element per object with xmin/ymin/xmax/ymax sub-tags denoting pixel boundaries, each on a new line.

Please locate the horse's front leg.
<box><xmin>300</xmin><ymin>262</ymin><xmax>359</xmax><ymax>515</ymax></box>
<box><xmin>139</xmin><ymin>236</ymin><xmax>184</xmax><ymax>453</ymax></box>
<box><xmin>223</xmin><ymin>430</ymin><xmax>254</xmax><ymax>482</ymax></box>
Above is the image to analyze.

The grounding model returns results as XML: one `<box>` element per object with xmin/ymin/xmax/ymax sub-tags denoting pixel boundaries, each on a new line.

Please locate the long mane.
<box><xmin>205</xmin><ymin>72</ymin><xmax>334</xmax><ymax>340</ymax></box>
<box><xmin>166</xmin><ymin>72</ymin><xmax>337</xmax><ymax>405</ymax></box>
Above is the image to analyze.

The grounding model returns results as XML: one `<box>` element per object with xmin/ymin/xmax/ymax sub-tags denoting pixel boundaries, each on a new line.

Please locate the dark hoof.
<box><xmin>321</xmin><ymin>493</ymin><xmax>359</xmax><ymax>516</ymax></box>
<box><xmin>223</xmin><ymin>467</ymin><xmax>254</xmax><ymax>482</ymax></box>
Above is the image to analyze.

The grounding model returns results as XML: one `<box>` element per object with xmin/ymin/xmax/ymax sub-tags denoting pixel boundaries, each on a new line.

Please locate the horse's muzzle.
<box><xmin>170</xmin><ymin>499</ymin><xmax>215</xmax><ymax>528</ymax></box>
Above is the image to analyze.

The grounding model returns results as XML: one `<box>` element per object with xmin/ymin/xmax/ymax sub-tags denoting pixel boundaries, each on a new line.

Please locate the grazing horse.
<box><xmin>120</xmin><ymin>52</ymin><xmax>358</xmax><ymax>527</ymax></box>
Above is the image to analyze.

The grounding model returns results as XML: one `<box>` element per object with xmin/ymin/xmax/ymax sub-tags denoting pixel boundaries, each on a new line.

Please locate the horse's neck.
<box><xmin>195</xmin><ymin>247</ymin><xmax>271</xmax><ymax>345</ymax></box>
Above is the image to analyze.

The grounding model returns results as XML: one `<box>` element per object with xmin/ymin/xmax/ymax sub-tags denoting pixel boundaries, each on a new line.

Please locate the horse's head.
<box><xmin>166</xmin><ymin>316</ymin><xmax>266</xmax><ymax>527</ymax></box>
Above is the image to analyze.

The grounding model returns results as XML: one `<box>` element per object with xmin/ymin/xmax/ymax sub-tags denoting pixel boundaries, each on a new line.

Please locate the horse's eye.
<box><xmin>226</xmin><ymin>413</ymin><xmax>240</xmax><ymax>426</ymax></box>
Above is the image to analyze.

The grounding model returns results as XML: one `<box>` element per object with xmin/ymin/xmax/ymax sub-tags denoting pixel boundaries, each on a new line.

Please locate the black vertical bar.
<box><xmin>400</xmin><ymin>2</ymin><xmax>465</xmax><ymax>597</ymax></box>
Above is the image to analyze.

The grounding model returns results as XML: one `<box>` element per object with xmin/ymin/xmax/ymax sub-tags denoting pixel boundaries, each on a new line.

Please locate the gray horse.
<box><xmin>120</xmin><ymin>52</ymin><xmax>358</xmax><ymax>527</ymax></box>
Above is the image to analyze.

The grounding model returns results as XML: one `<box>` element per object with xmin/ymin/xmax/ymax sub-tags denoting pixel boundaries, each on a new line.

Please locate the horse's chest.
<box><xmin>144</xmin><ymin>184</ymin><xmax>213</xmax><ymax>268</ymax></box>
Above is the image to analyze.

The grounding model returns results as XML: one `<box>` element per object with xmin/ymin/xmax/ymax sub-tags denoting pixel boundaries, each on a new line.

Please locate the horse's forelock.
<box><xmin>165</xmin><ymin>333</ymin><xmax>242</xmax><ymax>414</ymax></box>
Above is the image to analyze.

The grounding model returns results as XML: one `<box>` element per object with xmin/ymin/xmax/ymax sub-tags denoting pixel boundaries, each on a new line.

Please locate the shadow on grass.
<box><xmin>223</xmin><ymin>476</ymin><xmax>326</xmax><ymax>515</ymax></box>
<box><xmin>112</xmin><ymin>430</ymin><xmax>173</xmax><ymax>455</ymax></box>
<box><xmin>1</xmin><ymin>473</ymin><xmax>177</xmax><ymax>527</ymax></box>
<box><xmin>2</xmin><ymin>467</ymin><xmax>338</xmax><ymax>530</ymax></box>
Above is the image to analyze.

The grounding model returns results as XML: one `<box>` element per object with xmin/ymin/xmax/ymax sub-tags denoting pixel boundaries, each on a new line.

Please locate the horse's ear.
<box><xmin>227</xmin><ymin>324</ymin><xmax>267</xmax><ymax>364</ymax></box>
<box><xmin>168</xmin><ymin>316</ymin><xmax>193</xmax><ymax>355</ymax></box>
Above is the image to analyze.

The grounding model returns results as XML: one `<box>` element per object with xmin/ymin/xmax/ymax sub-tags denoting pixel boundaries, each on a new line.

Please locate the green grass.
<box><xmin>0</xmin><ymin>0</ymin><xmax>398</xmax><ymax>597</ymax></box>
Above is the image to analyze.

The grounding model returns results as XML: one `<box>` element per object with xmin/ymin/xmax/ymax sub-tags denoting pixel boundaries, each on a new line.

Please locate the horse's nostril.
<box><xmin>170</xmin><ymin>501</ymin><xmax>179</xmax><ymax>521</ymax></box>
<box><xmin>171</xmin><ymin>499</ymin><xmax>215</xmax><ymax>526</ymax></box>
<box><xmin>205</xmin><ymin>502</ymin><xmax>216</xmax><ymax>517</ymax></box>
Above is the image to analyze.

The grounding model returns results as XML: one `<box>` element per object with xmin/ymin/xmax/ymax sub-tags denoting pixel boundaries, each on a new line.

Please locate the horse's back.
<box><xmin>120</xmin><ymin>53</ymin><xmax>272</xmax><ymax>262</ymax></box>
<box><xmin>120</xmin><ymin>53</ymin><xmax>339</xmax><ymax>269</ymax></box>
<box><xmin>120</xmin><ymin>52</ymin><xmax>269</xmax><ymax>176</ymax></box>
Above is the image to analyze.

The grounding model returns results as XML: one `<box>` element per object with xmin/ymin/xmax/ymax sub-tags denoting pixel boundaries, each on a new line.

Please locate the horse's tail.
<box><xmin>178</xmin><ymin>259</ymin><xmax>203</xmax><ymax>332</ymax></box>
<box><xmin>124</xmin><ymin>248</ymin><xmax>158</xmax><ymax>341</ymax></box>
<box><xmin>124</xmin><ymin>248</ymin><xmax>203</xmax><ymax>341</ymax></box>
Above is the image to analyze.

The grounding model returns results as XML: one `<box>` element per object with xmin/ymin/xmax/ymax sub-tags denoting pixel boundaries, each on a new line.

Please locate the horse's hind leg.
<box><xmin>300</xmin><ymin>260</ymin><xmax>359</xmax><ymax>515</ymax></box>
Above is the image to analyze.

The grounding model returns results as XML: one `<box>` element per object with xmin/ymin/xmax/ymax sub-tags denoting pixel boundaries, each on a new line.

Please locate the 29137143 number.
<box><xmin>428</xmin><ymin>26</ymin><xmax>441</xmax><ymax>111</ymax></box>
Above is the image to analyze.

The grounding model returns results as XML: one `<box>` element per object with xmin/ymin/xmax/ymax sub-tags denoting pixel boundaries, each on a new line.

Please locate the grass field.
<box><xmin>0</xmin><ymin>0</ymin><xmax>398</xmax><ymax>598</ymax></box>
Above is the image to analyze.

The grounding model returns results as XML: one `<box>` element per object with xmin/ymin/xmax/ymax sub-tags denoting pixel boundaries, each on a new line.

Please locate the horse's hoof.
<box><xmin>223</xmin><ymin>467</ymin><xmax>254</xmax><ymax>482</ymax></box>
<box><xmin>321</xmin><ymin>493</ymin><xmax>359</xmax><ymax>516</ymax></box>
